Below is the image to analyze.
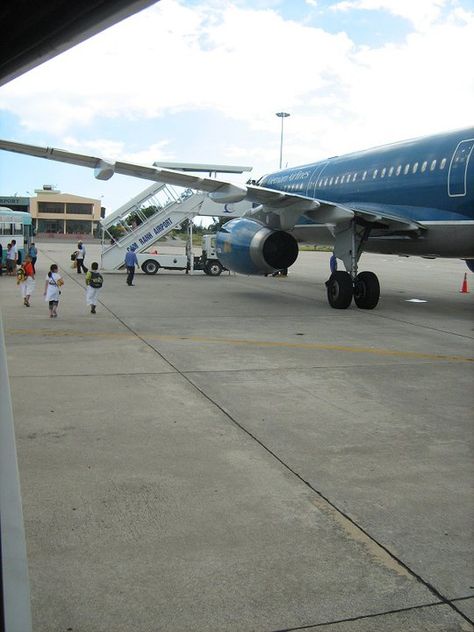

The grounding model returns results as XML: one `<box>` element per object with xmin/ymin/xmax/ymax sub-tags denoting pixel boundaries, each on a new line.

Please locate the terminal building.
<box><xmin>0</xmin><ymin>185</ymin><xmax>105</xmax><ymax>236</ymax></box>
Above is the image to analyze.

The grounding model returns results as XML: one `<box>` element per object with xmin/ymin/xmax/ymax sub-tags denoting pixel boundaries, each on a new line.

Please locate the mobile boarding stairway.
<box><xmin>100</xmin><ymin>182</ymin><xmax>210</xmax><ymax>270</ymax></box>
<box><xmin>100</xmin><ymin>182</ymin><xmax>253</xmax><ymax>271</ymax></box>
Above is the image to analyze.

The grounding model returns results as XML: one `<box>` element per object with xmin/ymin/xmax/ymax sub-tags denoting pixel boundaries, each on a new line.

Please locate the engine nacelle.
<box><xmin>216</xmin><ymin>217</ymin><xmax>298</xmax><ymax>275</ymax></box>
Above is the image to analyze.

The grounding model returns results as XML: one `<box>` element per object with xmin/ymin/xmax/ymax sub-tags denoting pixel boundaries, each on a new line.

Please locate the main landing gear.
<box><xmin>326</xmin><ymin>270</ymin><xmax>380</xmax><ymax>309</ymax></box>
<box><xmin>325</xmin><ymin>220</ymin><xmax>381</xmax><ymax>310</ymax></box>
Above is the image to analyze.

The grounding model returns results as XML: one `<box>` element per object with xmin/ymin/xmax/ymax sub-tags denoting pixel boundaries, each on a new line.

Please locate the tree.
<box><xmin>206</xmin><ymin>217</ymin><xmax>228</xmax><ymax>233</ymax></box>
<box><xmin>125</xmin><ymin>205</ymin><xmax>161</xmax><ymax>227</ymax></box>
<box><xmin>105</xmin><ymin>224</ymin><xmax>125</xmax><ymax>241</ymax></box>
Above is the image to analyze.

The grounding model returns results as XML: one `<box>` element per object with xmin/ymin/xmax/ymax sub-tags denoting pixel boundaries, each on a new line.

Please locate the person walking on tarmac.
<box><xmin>28</xmin><ymin>242</ymin><xmax>38</xmax><ymax>272</ymax></box>
<box><xmin>124</xmin><ymin>249</ymin><xmax>139</xmax><ymax>286</ymax></box>
<box><xmin>44</xmin><ymin>264</ymin><xmax>64</xmax><ymax>318</ymax></box>
<box><xmin>85</xmin><ymin>262</ymin><xmax>103</xmax><ymax>313</ymax></box>
<box><xmin>76</xmin><ymin>241</ymin><xmax>87</xmax><ymax>274</ymax></box>
<box><xmin>18</xmin><ymin>255</ymin><xmax>35</xmax><ymax>306</ymax></box>
<box><xmin>6</xmin><ymin>240</ymin><xmax>17</xmax><ymax>275</ymax></box>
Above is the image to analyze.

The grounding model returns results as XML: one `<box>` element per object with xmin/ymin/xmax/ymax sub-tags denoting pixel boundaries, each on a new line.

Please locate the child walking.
<box><xmin>18</xmin><ymin>254</ymin><xmax>36</xmax><ymax>306</ymax></box>
<box><xmin>85</xmin><ymin>262</ymin><xmax>103</xmax><ymax>313</ymax></box>
<box><xmin>44</xmin><ymin>264</ymin><xmax>64</xmax><ymax>318</ymax></box>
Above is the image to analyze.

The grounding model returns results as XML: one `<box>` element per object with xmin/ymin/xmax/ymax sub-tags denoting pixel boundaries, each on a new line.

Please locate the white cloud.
<box><xmin>0</xmin><ymin>0</ymin><xmax>473</xmax><ymax>178</ymax></box>
<box><xmin>62</xmin><ymin>137</ymin><xmax>173</xmax><ymax>164</ymax></box>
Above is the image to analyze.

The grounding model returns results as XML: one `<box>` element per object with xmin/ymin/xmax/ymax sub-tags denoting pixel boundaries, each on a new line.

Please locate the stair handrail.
<box><xmin>101</xmin><ymin>190</ymin><xmax>205</xmax><ymax>254</ymax></box>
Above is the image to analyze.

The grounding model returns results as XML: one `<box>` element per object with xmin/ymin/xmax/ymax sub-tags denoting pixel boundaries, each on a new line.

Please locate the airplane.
<box><xmin>0</xmin><ymin>126</ymin><xmax>473</xmax><ymax>309</ymax></box>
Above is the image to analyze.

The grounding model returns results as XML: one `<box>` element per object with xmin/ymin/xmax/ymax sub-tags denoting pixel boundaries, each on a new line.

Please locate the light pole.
<box><xmin>276</xmin><ymin>111</ymin><xmax>290</xmax><ymax>169</ymax></box>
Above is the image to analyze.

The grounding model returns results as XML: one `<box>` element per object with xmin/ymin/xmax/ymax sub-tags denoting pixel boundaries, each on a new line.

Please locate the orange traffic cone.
<box><xmin>460</xmin><ymin>273</ymin><xmax>469</xmax><ymax>293</ymax></box>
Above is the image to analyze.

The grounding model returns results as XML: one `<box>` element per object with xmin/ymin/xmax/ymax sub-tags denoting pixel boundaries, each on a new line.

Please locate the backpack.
<box><xmin>89</xmin><ymin>271</ymin><xmax>103</xmax><ymax>289</ymax></box>
<box><xmin>16</xmin><ymin>266</ymin><xmax>26</xmax><ymax>284</ymax></box>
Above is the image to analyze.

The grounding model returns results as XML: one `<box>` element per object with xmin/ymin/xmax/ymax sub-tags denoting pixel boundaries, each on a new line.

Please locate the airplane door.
<box><xmin>448</xmin><ymin>139</ymin><xmax>474</xmax><ymax>197</ymax></box>
<box><xmin>305</xmin><ymin>162</ymin><xmax>328</xmax><ymax>198</ymax></box>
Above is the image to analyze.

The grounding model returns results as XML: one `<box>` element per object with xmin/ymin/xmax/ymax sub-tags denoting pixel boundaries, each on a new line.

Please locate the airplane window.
<box><xmin>373</xmin><ymin>169</ymin><xmax>378</xmax><ymax>179</ymax></box>
<box><xmin>430</xmin><ymin>159</ymin><xmax>437</xmax><ymax>171</ymax></box>
<box><xmin>412</xmin><ymin>162</ymin><xmax>419</xmax><ymax>173</ymax></box>
<box><xmin>440</xmin><ymin>158</ymin><xmax>447</xmax><ymax>169</ymax></box>
<box><xmin>396</xmin><ymin>165</ymin><xmax>402</xmax><ymax>176</ymax></box>
<box><xmin>421</xmin><ymin>161</ymin><xmax>427</xmax><ymax>172</ymax></box>
<box><xmin>362</xmin><ymin>171</ymin><xmax>367</xmax><ymax>180</ymax></box>
<box><xmin>324</xmin><ymin>177</ymin><xmax>329</xmax><ymax>186</ymax></box>
<box><xmin>352</xmin><ymin>173</ymin><xmax>357</xmax><ymax>182</ymax></box>
<box><xmin>329</xmin><ymin>177</ymin><xmax>334</xmax><ymax>185</ymax></box>
<box><xmin>381</xmin><ymin>168</ymin><xmax>386</xmax><ymax>178</ymax></box>
<box><xmin>335</xmin><ymin>176</ymin><xmax>339</xmax><ymax>184</ymax></box>
<box><xmin>404</xmin><ymin>164</ymin><xmax>410</xmax><ymax>175</ymax></box>
<box><xmin>388</xmin><ymin>166</ymin><xmax>394</xmax><ymax>177</ymax></box>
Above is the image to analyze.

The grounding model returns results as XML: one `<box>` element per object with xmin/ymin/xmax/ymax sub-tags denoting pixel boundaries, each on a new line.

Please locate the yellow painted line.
<box><xmin>5</xmin><ymin>328</ymin><xmax>473</xmax><ymax>363</ymax></box>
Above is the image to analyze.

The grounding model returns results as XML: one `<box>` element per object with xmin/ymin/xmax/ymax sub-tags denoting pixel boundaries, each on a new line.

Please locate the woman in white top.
<box><xmin>43</xmin><ymin>264</ymin><xmax>64</xmax><ymax>318</ymax></box>
<box><xmin>76</xmin><ymin>241</ymin><xmax>87</xmax><ymax>274</ymax></box>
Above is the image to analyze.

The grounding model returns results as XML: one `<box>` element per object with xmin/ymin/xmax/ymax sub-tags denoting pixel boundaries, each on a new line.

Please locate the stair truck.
<box><xmin>136</xmin><ymin>234</ymin><xmax>225</xmax><ymax>276</ymax></box>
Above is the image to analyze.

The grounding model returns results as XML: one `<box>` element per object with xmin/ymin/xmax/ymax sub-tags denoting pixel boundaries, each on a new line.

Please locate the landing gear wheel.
<box><xmin>326</xmin><ymin>271</ymin><xmax>353</xmax><ymax>309</ymax></box>
<box><xmin>354</xmin><ymin>271</ymin><xmax>380</xmax><ymax>309</ymax></box>
<box><xmin>204</xmin><ymin>260</ymin><xmax>223</xmax><ymax>276</ymax></box>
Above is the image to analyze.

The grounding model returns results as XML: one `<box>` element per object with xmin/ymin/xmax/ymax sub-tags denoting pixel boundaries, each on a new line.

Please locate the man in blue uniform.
<box><xmin>124</xmin><ymin>249</ymin><xmax>139</xmax><ymax>286</ymax></box>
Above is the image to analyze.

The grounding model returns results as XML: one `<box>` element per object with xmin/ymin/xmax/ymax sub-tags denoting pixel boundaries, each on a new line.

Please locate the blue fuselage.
<box><xmin>259</xmin><ymin>127</ymin><xmax>474</xmax><ymax>257</ymax></box>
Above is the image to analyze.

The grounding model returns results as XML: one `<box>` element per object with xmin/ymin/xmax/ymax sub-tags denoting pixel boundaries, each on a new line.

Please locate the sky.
<box><xmin>0</xmin><ymin>0</ymin><xmax>473</xmax><ymax>219</ymax></box>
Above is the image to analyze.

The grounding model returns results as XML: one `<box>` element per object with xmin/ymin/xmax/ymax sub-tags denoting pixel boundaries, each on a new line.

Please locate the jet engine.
<box><xmin>216</xmin><ymin>217</ymin><xmax>298</xmax><ymax>275</ymax></box>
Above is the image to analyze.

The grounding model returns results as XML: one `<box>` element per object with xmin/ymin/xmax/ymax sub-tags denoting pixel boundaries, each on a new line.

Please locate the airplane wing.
<box><xmin>0</xmin><ymin>139</ymin><xmax>423</xmax><ymax>233</ymax></box>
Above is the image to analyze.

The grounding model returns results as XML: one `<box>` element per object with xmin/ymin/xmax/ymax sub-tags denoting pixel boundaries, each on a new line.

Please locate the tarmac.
<box><xmin>1</xmin><ymin>239</ymin><xmax>473</xmax><ymax>632</ymax></box>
